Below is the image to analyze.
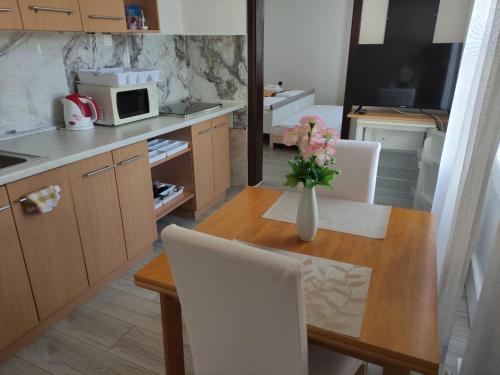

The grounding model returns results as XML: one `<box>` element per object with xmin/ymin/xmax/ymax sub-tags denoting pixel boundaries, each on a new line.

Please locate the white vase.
<box><xmin>296</xmin><ymin>186</ymin><xmax>318</xmax><ymax>241</ymax></box>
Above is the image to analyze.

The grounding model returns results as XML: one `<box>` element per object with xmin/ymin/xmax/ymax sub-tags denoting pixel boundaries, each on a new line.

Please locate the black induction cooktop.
<box><xmin>159</xmin><ymin>101</ymin><xmax>223</xmax><ymax>118</ymax></box>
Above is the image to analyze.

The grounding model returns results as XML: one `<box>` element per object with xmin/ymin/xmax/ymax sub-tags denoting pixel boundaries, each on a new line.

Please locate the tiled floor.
<box><xmin>0</xmin><ymin>149</ymin><xmax>470</xmax><ymax>374</ymax></box>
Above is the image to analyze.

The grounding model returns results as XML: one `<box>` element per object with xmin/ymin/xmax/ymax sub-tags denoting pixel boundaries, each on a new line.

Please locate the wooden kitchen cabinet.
<box><xmin>6</xmin><ymin>167</ymin><xmax>89</xmax><ymax>320</ymax></box>
<box><xmin>191</xmin><ymin>115</ymin><xmax>231</xmax><ymax>213</ymax></box>
<box><xmin>0</xmin><ymin>0</ymin><xmax>23</xmax><ymax>30</ymax></box>
<box><xmin>112</xmin><ymin>141</ymin><xmax>157</xmax><ymax>258</ymax></box>
<box><xmin>17</xmin><ymin>0</ymin><xmax>83</xmax><ymax>31</ymax></box>
<box><xmin>79</xmin><ymin>0</ymin><xmax>126</xmax><ymax>33</ymax></box>
<box><xmin>68</xmin><ymin>152</ymin><xmax>127</xmax><ymax>285</ymax></box>
<box><xmin>191</xmin><ymin>120</ymin><xmax>216</xmax><ymax>211</ymax></box>
<box><xmin>211</xmin><ymin>115</ymin><xmax>231</xmax><ymax>197</ymax></box>
<box><xmin>0</xmin><ymin>187</ymin><xmax>39</xmax><ymax>351</ymax></box>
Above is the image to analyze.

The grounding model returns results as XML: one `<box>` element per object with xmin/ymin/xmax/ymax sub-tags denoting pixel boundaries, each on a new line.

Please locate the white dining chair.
<box><xmin>317</xmin><ymin>140</ymin><xmax>381</xmax><ymax>204</ymax></box>
<box><xmin>162</xmin><ymin>224</ymin><xmax>364</xmax><ymax>375</ymax></box>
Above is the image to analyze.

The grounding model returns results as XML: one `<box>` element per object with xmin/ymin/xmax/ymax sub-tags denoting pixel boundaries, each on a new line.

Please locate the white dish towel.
<box><xmin>22</xmin><ymin>185</ymin><xmax>62</xmax><ymax>214</ymax></box>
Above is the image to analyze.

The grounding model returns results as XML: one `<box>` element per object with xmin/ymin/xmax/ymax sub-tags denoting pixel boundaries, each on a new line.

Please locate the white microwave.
<box><xmin>77</xmin><ymin>83</ymin><xmax>159</xmax><ymax>126</ymax></box>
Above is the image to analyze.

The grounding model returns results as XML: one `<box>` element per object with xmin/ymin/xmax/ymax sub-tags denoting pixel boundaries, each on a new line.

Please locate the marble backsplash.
<box><xmin>186</xmin><ymin>35</ymin><xmax>248</xmax><ymax>129</ymax></box>
<box><xmin>0</xmin><ymin>32</ymin><xmax>247</xmax><ymax>139</ymax></box>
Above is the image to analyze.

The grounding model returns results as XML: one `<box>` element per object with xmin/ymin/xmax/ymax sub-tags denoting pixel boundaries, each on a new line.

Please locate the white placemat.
<box><xmin>262</xmin><ymin>191</ymin><xmax>392</xmax><ymax>239</ymax></box>
<box><xmin>237</xmin><ymin>241</ymin><xmax>372</xmax><ymax>338</ymax></box>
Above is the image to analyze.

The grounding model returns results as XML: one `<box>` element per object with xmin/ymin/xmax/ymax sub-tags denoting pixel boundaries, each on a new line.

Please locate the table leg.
<box><xmin>160</xmin><ymin>294</ymin><xmax>185</xmax><ymax>375</ymax></box>
<box><xmin>382</xmin><ymin>366</ymin><xmax>410</xmax><ymax>375</ymax></box>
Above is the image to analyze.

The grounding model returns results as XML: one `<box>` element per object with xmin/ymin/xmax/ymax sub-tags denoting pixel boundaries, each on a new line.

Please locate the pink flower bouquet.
<box><xmin>282</xmin><ymin>115</ymin><xmax>340</xmax><ymax>189</ymax></box>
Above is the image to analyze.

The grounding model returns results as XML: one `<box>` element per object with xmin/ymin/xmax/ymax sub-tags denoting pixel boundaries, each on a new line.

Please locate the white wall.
<box><xmin>359</xmin><ymin>0</ymin><xmax>389</xmax><ymax>44</ymax></box>
<box><xmin>359</xmin><ymin>0</ymin><xmax>473</xmax><ymax>44</ymax></box>
<box><xmin>182</xmin><ymin>0</ymin><xmax>246</xmax><ymax>35</ymax></box>
<box><xmin>158</xmin><ymin>0</ymin><xmax>185</xmax><ymax>35</ymax></box>
<box><xmin>264</xmin><ymin>0</ymin><xmax>353</xmax><ymax>105</ymax></box>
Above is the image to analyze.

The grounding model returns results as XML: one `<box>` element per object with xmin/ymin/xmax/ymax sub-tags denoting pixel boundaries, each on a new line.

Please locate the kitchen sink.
<box><xmin>0</xmin><ymin>151</ymin><xmax>41</xmax><ymax>171</ymax></box>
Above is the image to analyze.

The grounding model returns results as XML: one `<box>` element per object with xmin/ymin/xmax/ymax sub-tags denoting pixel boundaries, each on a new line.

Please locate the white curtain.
<box><xmin>460</xmin><ymin>147</ymin><xmax>500</xmax><ymax>374</ymax></box>
<box><xmin>432</xmin><ymin>0</ymin><xmax>500</xmax><ymax>359</ymax></box>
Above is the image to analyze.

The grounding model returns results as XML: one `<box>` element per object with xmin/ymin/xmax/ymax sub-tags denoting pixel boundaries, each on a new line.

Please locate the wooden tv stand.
<box><xmin>348</xmin><ymin>109</ymin><xmax>449</xmax><ymax>125</ymax></box>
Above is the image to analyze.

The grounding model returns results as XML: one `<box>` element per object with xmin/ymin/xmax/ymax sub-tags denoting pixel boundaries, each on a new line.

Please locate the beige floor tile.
<box><xmin>17</xmin><ymin>329</ymin><xmax>154</xmax><ymax>375</ymax></box>
<box><xmin>84</xmin><ymin>287</ymin><xmax>162</xmax><ymax>334</ymax></box>
<box><xmin>109</xmin><ymin>327</ymin><xmax>165</xmax><ymax>374</ymax></box>
<box><xmin>0</xmin><ymin>356</ymin><xmax>51</xmax><ymax>375</ymax></box>
<box><xmin>51</xmin><ymin>306</ymin><xmax>133</xmax><ymax>351</ymax></box>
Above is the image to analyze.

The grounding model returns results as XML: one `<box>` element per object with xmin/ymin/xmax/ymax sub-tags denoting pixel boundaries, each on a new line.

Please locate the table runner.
<box><xmin>262</xmin><ymin>191</ymin><xmax>391</xmax><ymax>239</ymax></box>
<box><xmin>237</xmin><ymin>241</ymin><xmax>372</xmax><ymax>338</ymax></box>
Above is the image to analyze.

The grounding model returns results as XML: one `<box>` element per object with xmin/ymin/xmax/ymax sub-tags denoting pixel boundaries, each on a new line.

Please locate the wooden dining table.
<box><xmin>134</xmin><ymin>187</ymin><xmax>439</xmax><ymax>375</ymax></box>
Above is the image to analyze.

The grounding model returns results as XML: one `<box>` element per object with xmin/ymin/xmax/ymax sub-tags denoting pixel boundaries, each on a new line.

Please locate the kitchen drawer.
<box><xmin>18</xmin><ymin>0</ymin><xmax>83</xmax><ymax>31</ymax></box>
<box><xmin>79</xmin><ymin>0</ymin><xmax>126</xmax><ymax>32</ymax></box>
<box><xmin>364</xmin><ymin>128</ymin><xmax>426</xmax><ymax>152</ymax></box>
<box><xmin>0</xmin><ymin>0</ymin><xmax>24</xmax><ymax>30</ymax></box>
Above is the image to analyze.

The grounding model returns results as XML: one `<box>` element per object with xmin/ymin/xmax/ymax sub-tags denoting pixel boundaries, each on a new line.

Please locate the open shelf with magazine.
<box><xmin>148</xmin><ymin>127</ymin><xmax>195</xmax><ymax>220</ymax></box>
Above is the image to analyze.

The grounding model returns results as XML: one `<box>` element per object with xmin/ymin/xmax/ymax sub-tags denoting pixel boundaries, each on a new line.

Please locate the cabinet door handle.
<box><xmin>84</xmin><ymin>165</ymin><xmax>115</xmax><ymax>177</ymax></box>
<box><xmin>214</xmin><ymin>123</ymin><xmax>226</xmax><ymax>130</ymax></box>
<box><xmin>0</xmin><ymin>8</ymin><xmax>13</xmax><ymax>12</ymax></box>
<box><xmin>118</xmin><ymin>154</ymin><xmax>143</xmax><ymax>166</ymax></box>
<box><xmin>29</xmin><ymin>6</ymin><xmax>75</xmax><ymax>15</ymax></box>
<box><xmin>0</xmin><ymin>204</ymin><xmax>10</xmax><ymax>212</ymax></box>
<box><xmin>198</xmin><ymin>128</ymin><xmax>212</xmax><ymax>136</ymax></box>
<box><xmin>88</xmin><ymin>15</ymin><xmax>124</xmax><ymax>21</ymax></box>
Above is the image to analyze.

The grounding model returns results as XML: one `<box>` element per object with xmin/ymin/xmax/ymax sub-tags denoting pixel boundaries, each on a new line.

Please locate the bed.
<box><xmin>263</xmin><ymin>89</ymin><xmax>316</xmax><ymax>134</ymax></box>
<box><xmin>269</xmin><ymin>105</ymin><xmax>344</xmax><ymax>148</ymax></box>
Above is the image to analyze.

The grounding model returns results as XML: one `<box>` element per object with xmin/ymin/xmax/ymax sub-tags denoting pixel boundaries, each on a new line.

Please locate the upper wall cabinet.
<box><xmin>79</xmin><ymin>0</ymin><xmax>126</xmax><ymax>33</ymax></box>
<box><xmin>18</xmin><ymin>0</ymin><xmax>83</xmax><ymax>31</ymax></box>
<box><xmin>0</xmin><ymin>0</ymin><xmax>23</xmax><ymax>30</ymax></box>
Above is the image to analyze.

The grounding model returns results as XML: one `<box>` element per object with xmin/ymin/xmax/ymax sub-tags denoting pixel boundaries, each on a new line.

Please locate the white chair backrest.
<box><xmin>318</xmin><ymin>139</ymin><xmax>381</xmax><ymax>203</ymax></box>
<box><xmin>162</xmin><ymin>225</ymin><xmax>309</xmax><ymax>375</ymax></box>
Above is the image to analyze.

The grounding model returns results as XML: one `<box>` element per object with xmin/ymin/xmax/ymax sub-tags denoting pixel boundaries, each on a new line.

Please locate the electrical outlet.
<box><xmin>103</xmin><ymin>34</ymin><xmax>113</xmax><ymax>47</ymax></box>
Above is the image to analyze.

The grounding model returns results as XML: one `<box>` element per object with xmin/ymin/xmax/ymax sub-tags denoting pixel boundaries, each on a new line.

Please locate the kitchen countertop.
<box><xmin>0</xmin><ymin>102</ymin><xmax>245</xmax><ymax>186</ymax></box>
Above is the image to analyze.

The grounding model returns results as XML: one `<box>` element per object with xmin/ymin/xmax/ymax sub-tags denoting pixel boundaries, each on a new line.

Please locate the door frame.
<box><xmin>246</xmin><ymin>0</ymin><xmax>364</xmax><ymax>184</ymax></box>
<box><xmin>247</xmin><ymin>0</ymin><xmax>265</xmax><ymax>186</ymax></box>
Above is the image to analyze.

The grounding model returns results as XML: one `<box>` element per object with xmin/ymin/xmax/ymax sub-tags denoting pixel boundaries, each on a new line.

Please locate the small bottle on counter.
<box><xmin>139</xmin><ymin>10</ymin><xmax>149</xmax><ymax>30</ymax></box>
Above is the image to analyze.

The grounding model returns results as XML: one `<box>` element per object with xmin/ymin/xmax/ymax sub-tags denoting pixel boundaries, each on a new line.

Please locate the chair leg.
<box><xmin>355</xmin><ymin>363</ymin><xmax>368</xmax><ymax>375</ymax></box>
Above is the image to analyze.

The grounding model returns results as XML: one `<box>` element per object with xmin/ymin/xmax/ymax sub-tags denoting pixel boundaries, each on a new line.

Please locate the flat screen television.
<box><xmin>351</xmin><ymin>43</ymin><xmax>463</xmax><ymax>110</ymax></box>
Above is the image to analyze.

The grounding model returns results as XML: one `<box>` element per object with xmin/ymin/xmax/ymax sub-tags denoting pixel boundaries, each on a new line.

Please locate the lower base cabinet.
<box><xmin>191</xmin><ymin>115</ymin><xmax>231</xmax><ymax>213</ymax></box>
<box><xmin>0</xmin><ymin>118</ymin><xmax>230</xmax><ymax>355</ymax></box>
<box><xmin>68</xmin><ymin>152</ymin><xmax>128</xmax><ymax>285</ymax></box>
<box><xmin>6</xmin><ymin>167</ymin><xmax>89</xmax><ymax>320</ymax></box>
<box><xmin>112</xmin><ymin>141</ymin><xmax>157</xmax><ymax>258</ymax></box>
<box><xmin>0</xmin><ymin>187</ymin><xmax>39</xmax><ymax>351</ymax></box>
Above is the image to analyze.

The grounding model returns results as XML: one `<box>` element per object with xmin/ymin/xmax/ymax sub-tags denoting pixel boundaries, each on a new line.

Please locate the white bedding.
<box><xmin>264</xmin><ymin>96</ymin><xmax>287</xmax><ymax>111</ymax></box>
<box><xmin>275</xmin><ymin>90</ymin><xmax>305</xmax><ymax>98</ymax></box>
<box><xmin>273</xmin><ymin>105</ymin><xmax>344</xmax><ymax>134</ymax></box>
